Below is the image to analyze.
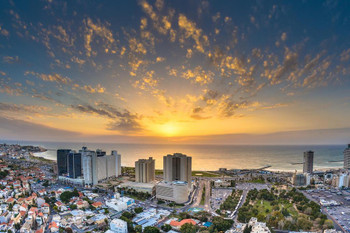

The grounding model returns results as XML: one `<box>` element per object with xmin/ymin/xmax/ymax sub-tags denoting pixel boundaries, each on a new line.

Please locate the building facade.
<box><xmin>68</xmin><ymin>151</ymin><xmax>82</xmax><ymax>178</ymax></box>
<box><xmin>109</xmin><ymin>219</ymin><xmax>128</xmax><ymax>233</ymax></box>
<box><xmin>163</xmin><ymin>153</ymin><xmax>192</xmax><ymax>185</ymax></box>
<box><xmin>57</xmin><ymin>149</ymin><xmax>71</xmax><ymax>176</ymax></box>
<box><xmin>135</xmin><ymin>157</ymin><xmax>155</xmax><ymax>183</ymax></box>
<box><xmin>344</xmin><ymin>144</ymin><xmax>350</xmax><ymax>170</ymax></box>
<box><xmin>156</xmin><ymin>181</ymin><xmax>189</xmax><ymax>203</ymax></box>
<box><xmin>303</xmin><ymin>151</ymin><xmax>314</xmax><ymax>174</ymax></box>
<box><xmin>81</xmin><ymin>147</ymin><xmax>121</xmax><ymax>187</ymax></box>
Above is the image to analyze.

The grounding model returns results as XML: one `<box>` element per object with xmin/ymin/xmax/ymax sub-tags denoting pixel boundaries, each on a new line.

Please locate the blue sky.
<box><xmin>0</xmin><ymin>0</ymin><xmax>349</xmax><ymax>144</ymax></box>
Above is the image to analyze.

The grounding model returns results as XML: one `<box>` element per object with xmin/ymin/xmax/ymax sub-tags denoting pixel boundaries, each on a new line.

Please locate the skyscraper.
<box><xmin>135</xmin><ymin>157</ymin><xmax>155</xmax><ymax>183</ymax></box>
<box><xmin>57</xmin><ymin>149</ymin><xmax>71</xmax><ymax>176</ymax></box>
<box><xmin>112</xmin><ymin>150</ymin><xmax>122</xmax><ymax>176</ymax></box>
<box><xmin>303</xmin><ymin>151</ymin><xmax>314</xmax><ymax>174</ymax></box>
<box><xmin>68</xmin><ymin>151</ymin><xmax>82</xmax><ymax>178</ymax></box>
<box><xmin>163</xmin><ymin>153</ymin><xmax>192</xmax><ymax>184</ymax></box>
<box><xmin>344</xmin><ymin>144</ymin><xmax>350</xmax><ymax>170</ymax></box>
<box><xmin>81</xmin><ymin>147</ymin><xmax>121</xmax><ymax>186</ymax></box>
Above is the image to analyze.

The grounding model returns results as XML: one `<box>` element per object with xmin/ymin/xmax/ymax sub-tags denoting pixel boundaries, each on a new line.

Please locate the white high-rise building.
<box><xmin>135</xmin><ymin>157</ymin><xmax>155</xmax><ymax>183</ymax></box>
<box><xmin>344</xmin><ymin>144</ymin><xmax>350</xmax><ymax>170</ymax></box>
<box><xmin>81</xmin><ymin>147</ymin><xmax>122</xmax><ymax>187</ymax></box>
<box><xmin>163</xmin><ymin>153</ymin><xmax>192</xmax><ymax>185</ymax></box>
<box><xmin>112</xmin><ymin>150</ymin><xmax>122</xmax><ymax>176</ymax></box>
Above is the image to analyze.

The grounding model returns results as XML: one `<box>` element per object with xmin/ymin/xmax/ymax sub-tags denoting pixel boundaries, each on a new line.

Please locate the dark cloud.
<box><xmin>0</xmin><ymin>102</ymin><xmax>47</xmax><ymax>113</ymax></box>
<box><xmin>219</xmin><ymin>99</ymin><xmax>248</xmax><ymax>118</ymax></box>
<box><xmin>71</xmin><ymin>102</ymin><xmax>143</xmax><ymax>132</ymax></box>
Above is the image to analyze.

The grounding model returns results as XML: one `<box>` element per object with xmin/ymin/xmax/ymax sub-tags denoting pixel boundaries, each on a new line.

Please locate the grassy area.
<box><xmin>246</xmin><ymin>178</ymin><xmax>265</xmax><ymax>184</ymax></box>
<box><xmin>192</xmin><ymin>171</ymin><xmax>221</xmax><ymax>177</ymax></box>
<box><xmin>156</xmin><ymin>169</ymin><xmax>220</xmax><ymax>177</ymax></box>
<box><xmin>155</xmin><ymin>169</ymin><xmax>163</xmax><ymax>175</ymax></box>
<box><xmin>200</xmin><ymin>186</ymin><xmax>206</xmax><ymax>205</ymax></box>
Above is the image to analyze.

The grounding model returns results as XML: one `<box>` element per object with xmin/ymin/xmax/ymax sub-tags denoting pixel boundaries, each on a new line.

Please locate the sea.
<box><xmin>2</xmin><ymin>140</ymin><xmax>346</xmax><ymax>172</ymax></box>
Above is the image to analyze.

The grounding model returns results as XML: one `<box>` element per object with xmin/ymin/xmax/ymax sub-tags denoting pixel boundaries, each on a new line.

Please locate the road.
<box><xmin>204</xmin><ymin>180</ymin><xmax>211</xmax><ymax>212</ymax></box>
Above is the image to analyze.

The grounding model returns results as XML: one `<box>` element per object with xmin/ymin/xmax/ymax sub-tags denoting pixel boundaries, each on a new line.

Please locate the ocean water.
<box><xmin>2</xmin><ymin>140</ymin><xmax>346</xmax><ymax>172</ymax></box>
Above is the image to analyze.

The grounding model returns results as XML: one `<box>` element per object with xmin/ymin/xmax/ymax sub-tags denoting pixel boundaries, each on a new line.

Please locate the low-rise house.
<box><xmin>49</xmin><ymin>221</ymin><xmax>59</xmax><ymax>232</ymax></box>
<box><xmin>41</xmin><ymin>203</ymin><xmax>50</xmax><ymax>214</ymax></box>
<box><xmin>91</xmin><ymin>201</ymin><xmax>103</xmax><ymax>209</ymax></box>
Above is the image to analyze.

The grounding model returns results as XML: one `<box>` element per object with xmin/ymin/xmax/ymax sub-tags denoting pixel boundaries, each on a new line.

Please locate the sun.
<box><xmin>159</xmin><ymin>122</ymin><xmax>179</xmax><ymax>137</ymax></box>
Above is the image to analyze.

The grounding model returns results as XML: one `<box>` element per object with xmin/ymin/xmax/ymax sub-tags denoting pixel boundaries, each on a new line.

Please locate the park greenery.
<box><xmin>200</xmin><ymin>186</ymin><xmax>206</xmax><ymax>205</ymax></box>
<box><xmin>237</xmin><ymin>187</ymin><xmax>333</xmax><ymax>231</ymax></box>
<box><xmin>220</xmin><ymin>189</ymin><xmax>243</xmax><ymax>212</ymax></box>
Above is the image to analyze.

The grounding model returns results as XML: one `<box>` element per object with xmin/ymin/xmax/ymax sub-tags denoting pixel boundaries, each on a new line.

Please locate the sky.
<box><xmin>0</xmin><ymin>0</ymin><xmax>350</xmax><ymax>144</ymax></box>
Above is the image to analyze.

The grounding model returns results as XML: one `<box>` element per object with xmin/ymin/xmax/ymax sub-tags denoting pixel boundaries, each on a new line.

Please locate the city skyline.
<box><xmin>1</xmin><ymin>0</ymin><xmax>350</xmax><ymax>144</ymax></box>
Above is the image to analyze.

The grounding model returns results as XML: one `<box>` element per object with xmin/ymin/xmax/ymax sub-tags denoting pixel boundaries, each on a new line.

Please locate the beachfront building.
<box><xmin>163</xmin><ymin>153</ymin><xmax>192</xmax><ymax>185</ymax></box>
<box><xmin>57</xmin><ymin>149</ymin><xmax>71</xmax><ymax>176</ymax></box>
<box><xmin>135</xmin><ymin>157</ymin><xmax>155</xmax><ymax>183</ymax></box>
<box><xmin>68</xmin><ymin>151</ymin><xmax>82</xmax><ymax>179</ymax></box>
<box><xmin>344</xmin><ymin>144</ymin><xmax>350</xmax><ymax>170</ymax></box>
<box><xmin>81</xmin><ymin>147</ymin><xmax>122</xmax><ymax>187</ymax></box>
<box><xmin>303</xmin><ymin>151</ymin><xmax>314</xmax><ymax>174</ymax></box>
<box><xmin>156</xmin><ymin>181</ymin><xmax>189</xmax><ymax>203</ymax></box>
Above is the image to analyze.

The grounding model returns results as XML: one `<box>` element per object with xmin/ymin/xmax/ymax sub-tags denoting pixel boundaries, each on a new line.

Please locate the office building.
<box><xmin>57</xmin><ymin>149</ymin><xmax>71</xmax><ymax>176</ymax></box>
<box><xmin>344</xmin><ymin>144</ymin><xmax>350</xmax><ymax>169</ymax></box>
<box><xmin>135</xmin><ymin>157</ymin><xmax>155</xmax><ymax>183</ymax></box>
<box><xmin>68</xmin><ymin>151</ymin><xmax>82</xmax><ymax>179</ymax></box>
<box><xmin>163</xmin><ymin>153</ymin><xmax>192</xmax><ymax>185</ymax></box>
<box><xmin>81</xmin><ymin>147</ymin><xmax>122</xmax><ymax>186</ymax></box>
<box><xmin>156</xmin><ymin>181</ymin><xmax>189</xmax><ymax>203</ymax></box>
<box><xmin>303</xmin><ymin>151</ymin><xmax>314</xmax><ymax>174</ymax></box>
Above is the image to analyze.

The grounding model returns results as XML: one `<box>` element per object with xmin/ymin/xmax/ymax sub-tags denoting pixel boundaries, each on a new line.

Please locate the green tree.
<box><xmin>243</xmin><ymin>225</ymin><xmax>252</xmax><ymax>233</ymax></box>
<box><xmin>135</xmin><ymin>225</ymin><xmax>142</xmax><ymax>233</ymax></box>
<box><xmin>161</xmin><ymin>224</ymin><xmax>172</xmax><ymax>232</ymax></box>
<box><xmin>134</xmin><ymin>207</ymin><xmax>143</xmax><ymax>214</ymax></box>
<box><xmin>180</xmin><ymin>223</ymin><xmax>197</xmax><ymax>233</ymax></box>
<box><xmin>143</xmin><ymin>226</ymin><xmax>160</xmax><ymax>233</ymax></box>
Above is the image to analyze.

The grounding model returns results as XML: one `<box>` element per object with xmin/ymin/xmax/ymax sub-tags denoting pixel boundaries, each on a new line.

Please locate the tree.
<box><xmin>161</xmin><ymin>224</ymin><xmax>172</xmax><ymax>232</ymax></box>
<box><xmin>243</xmin><ymin>225</ymin><xmax>252</xmax><ymax>233</ymax></box>
<box><xmin>143</xmin><ymin>226</ymin><xmax>160</xmax><ymax>233</ymax></box>
<box><xmin>134</xmin><ymin>207</ymin><xmax>143</xmax><ymax>214</ymax></box>
<box><xmin>180</xmin><ymin>223</ymin><xmax>197</xmax><ymax>233</ymax></box>
<box><xmin>323</xmin><ymin>219</ymin><xmax>334</xmax><ymax>229</ymax></box>
<box><xmin>60</xmin><ymin>190</ymin><xmax>79</xmax><ymax>203</ymax></box>
<box><xmin>69</xmin><ymin>204</ymin><xmax>77</xmax><ymax>210</ymax></box>
<box><xmin>135</xmin><ymin>225</ymin><xmax>142</xmax><ymax>233</ymax></box>
<box><xmin>122</xmin><ymin>211</ymin><xmax>135</xmax><ymax>219</ymax></box>
<box><xmin>43</xmin><ymin>180</ymin><xmax>50</xmax><ymax>187</ymax></box>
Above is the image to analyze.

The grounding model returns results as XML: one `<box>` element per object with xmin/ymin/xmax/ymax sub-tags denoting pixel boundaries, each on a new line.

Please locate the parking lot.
<box><xmin>210</xmin><ymin>188</ymin><xmax>233</xmax><ymax>210</ymax></box>
<box><xmin>326</xmin><ymin>206</ymin><xmax>350</xmax><ymax>232</ymax></box>
<box><xmin>235</xmin><ymin>182</ymin><xmax>270</xmax><ymax>191</ymax></box>
<box><xmin>306</xmin><ymin>189</ymin><xmax>350</xmax><ymax>206</ymax></box>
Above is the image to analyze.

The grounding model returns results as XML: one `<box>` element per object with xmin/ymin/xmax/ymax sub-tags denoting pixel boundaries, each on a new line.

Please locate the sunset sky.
<box><xmin>0</xmin><ymin>0</ymin><xmax>350</xmax><ymax>144</ymax></box>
